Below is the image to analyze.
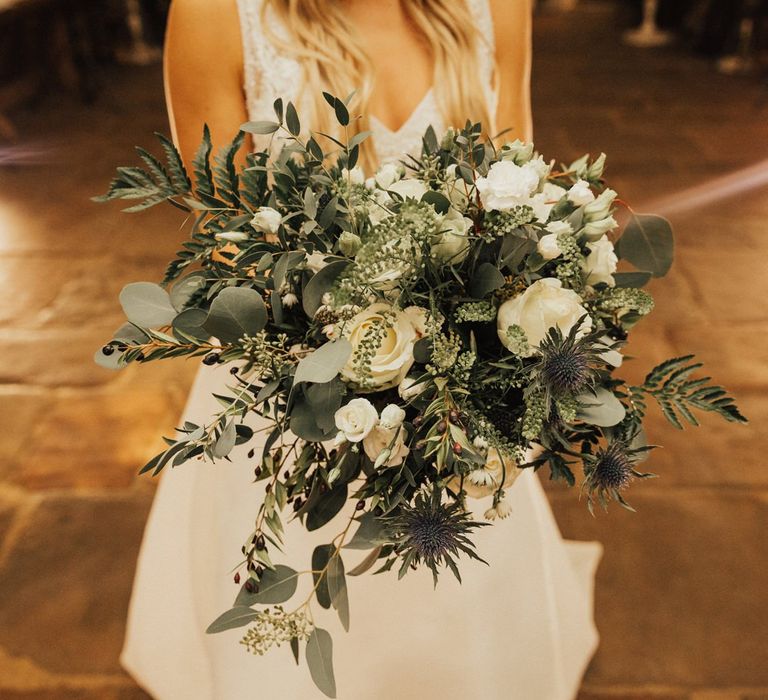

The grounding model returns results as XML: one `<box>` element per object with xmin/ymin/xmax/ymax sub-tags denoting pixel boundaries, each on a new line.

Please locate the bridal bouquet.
<box><xmin>96</xmin><ymin>93</ymin><xmax>745</xmax><ymax>697</ymax></box>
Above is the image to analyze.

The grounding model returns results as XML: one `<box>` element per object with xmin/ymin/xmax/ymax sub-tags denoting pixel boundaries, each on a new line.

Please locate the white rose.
<box><xmin>380</xmin><ymin>403</ymin><xmax>406</xmax><ymax>429</ymax></box>
<box><xmin>567</xmin><ymin>180</ymin><xmax>595</xmax><ymax>206</ymax></box>
<box><xmin>497</xmin><ymin>278</ymin><xmax>592</xmax><ymax>354</ymax></box>
<box><xmin>536</xmin><ymin>233</ymin><xmax>563</xmax><ymax>261</ymax></box>
<box><xmin>251</xmin><ymin>207</ymin><xmax>282</xmax><ymax>235</ymax></box>
<box><xmin>398</xmin><ymin>375</ymin><xmax>428</xmax><ymax>400</ymax></box>
<box><xmin>431</xmin><ymin>212</ymin><xmax>472</xmax><ymax>264</ymax></box>
<box><xmin>334</xmin><ymin>398</ymin><xmax>378</xmax><ymax>442</ymax></box>
<box><xmin>530</xmin><ymin>182</ymin><xmax>567</xmax><ymax>223</ymax></box>
<box><xmin>455</xmin><ymin>448</ymin><xmax>521</xmax><ymax>499</ymax></box>
<box><xmin>305</xmin><ymin>251</ymin><xmax>329</xmax><ymax>273</ymax></box>
<box><xmin>363</xmin><ymin>424</ymin><xmax>409</xmax><ymax>467</ymax></box>
<box><xmin>545</xmin><ymin>220</ymin><xmax>573</xmax><ymax>235</ymax></box>
<box><xmin>388</xmin><ymin>178</ymin><xmax>428</xmax><ymax>201</ymax></box>
<box><xmin>584</xmin><ymin>188</ymin><xmax>617</xmax><ymax>221</ymax></box>
<box><xmin>475</xmin><ymin>160</ymin><xmax>542</xmax><ymax>211</ymax></box>
<box><xmin>374</xmin><ymin>162</ymin><xmax>404</xmax><ymax>189</ymax></box>
<box><xmin>341</xmin><ymin>166</ymin><xmax>365</xmax><ymax>185</ymax></box>
<box><xmin>340</xmin><ymin>303</ymin><xmax>423</xmax><ymax>391</ymax></box>
<box><xmin>583</xmin><ymin>235</ymin><xmax>618</xmax><ymax>287</ymax></box>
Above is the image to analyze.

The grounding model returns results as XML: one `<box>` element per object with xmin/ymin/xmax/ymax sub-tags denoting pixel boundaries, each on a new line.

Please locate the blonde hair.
<box><xmin>261</xmin><ymin>0</ymin><xmax>495</xmax><ymax>172</ymax></box>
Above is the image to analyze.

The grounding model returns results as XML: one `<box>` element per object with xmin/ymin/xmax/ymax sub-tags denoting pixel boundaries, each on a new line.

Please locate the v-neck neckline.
<box><xmin>369</xmin><ymin>88</ymin><xmax>435</xmax><ymax>135</ymax></box>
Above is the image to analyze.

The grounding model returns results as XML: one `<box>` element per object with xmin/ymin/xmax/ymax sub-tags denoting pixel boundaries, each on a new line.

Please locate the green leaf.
<box><xmin>205</xmin><ymin>606</ymin><xmax>259</xmax><ymax>634</ymax></box>
<box><xmin>290</xmin><ymin>396</ymin><xmax>339</xmax><ymax>442</ymax></box>
<box><xmin>327</xmin><ymin>555</ymin><xmax>350</xmax><ymax>632</ymax></box>
<box><xmin>576</xmin><ymin>387</ymin><xmax>626</xmax><ymax>427</ymax></box>
<box><xmin>613</xmin><ymin>271</ymin><xmax>652</xmax><ymax>288</ymax></box>
<box><xmin>212</xmin><ymin>421</ymin><xmax>237</xmax><ymax>458</ymax></box>
<box><xmin>119</xmin><ymin>282</ymin><xmax>177</xmax><ymax>328</ymax></box>
<box><xmin>203</xmin><ymin>287</ymin><xmax>267</xmax><ymax>343</ymax></box>
<box><xmin>170</xmin><ymin>271</ymin><xmax>207</xmax><ymax>310</ymax></box>
<box><xmin>306</xmin><ymin>485</ymin><xmax>348</xmax><ymax>532</ymax></box>
<box><xmin>421</xmin><ymin>190</ymin><xmax>451</xmax><ymax>215</ymax></box>
<box><xmin>311</xmin><ymin>545</ymin><xmax>333</xmax><ymax>608</ymax></box>
<box><xmin>286</xmin><ymin>102</ymin><xmax>301</xmax><ymax>136</ymax></box>
<box><xmin>615</xmin><ymin>213</ymin><xmax>674</xmax><ymax>278</ymax></box>
<box><xmin>306</xmin><ymin>628</ymin><xmax>336</xmax><ymax>698</ymax></box>
<box><xmin>305</xmin><ymin>379</ymin><xmax>346</xmax><ymax>431</ymax></box>
<box><xmin>334</xmin><ymin>99</ymin><xmax>349</xmax><ymax>126</ymax></box>
<box><xmin>469</xmin><ymin>262</ymin><xmax>505</xmax><ymax>298</ymax></box>
<box><xmin>241</xmin><ymin>120</ymin><xmax>280</xmax><ymax>135</ymax></box>
<box><xmin>293</xmin><ymin>339</ymin><xmax>352</xmax><ymax>385</ymax></box>
<box><xmin>347</xmin><ymin>546</ymin><xmax>383</xmax><ymax>576</ymax></box>
<box><xmin>290</xmin><ymin>636</ymin><xmax>300</xmax><ymax>665</ymax></box>
<box><xmin>302</xmin><ymin>260</ymin><xmax>349</xmax><ymax>317</ymax></box>
<box><xmin>172</xmin><ymin>308</ymin><xmax>209</xmax><ymax>341</ymax></box>
<box><xmin>94</xmin><ymin>323</ymin><xmax>148</xmax><ymax>370</ymax></box>
<box><xmin>344</xmin><ymin>512</ymin><xmax>387</xmax><ymax>550</ymax></box>
<box><xmin>234</xmin><ymin>565</ymin><xmax>300</xmax><ymax>606</ymax></box>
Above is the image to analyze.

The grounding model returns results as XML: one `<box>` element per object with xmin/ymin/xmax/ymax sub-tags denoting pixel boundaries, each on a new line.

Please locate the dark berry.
<box><xmin>255</xmin><ymin>565</ymin><xmax>264</xmax><ymax>576</ymax></box>
<box><xmin>437</xmin><ymin>420</ymin><xmax>447</xmax><ymax>434</ymax></box>
<box><xmin>229</xmin><ymin>366</ymin><xmax>239</xmax><ymax>375</ymax></box>
<box><xmin>101</xmin><ymin>344</ymin><xmax>115</xmax><ymax>356</ymax></box>
<box><xmin>255</xmin><ymin>534</ymin><xmax>266</xmax><ymax>550</ymax></box>
<box><xmin>413</xmin><ymin>415</ymin><xmax>423</xmax><ymax>428</ymax></box>
<box><xmin>452</xmin><ymin>442</ymin><xmax>463</xmax><ymax>455</ymax></box>
<box><xmin>203</xmin><ymin>353</ymin><xmax>220</xmax><ymax>366</ymax></box>
<box><xmin>449</xmin><ymin>410</ymin><xmax>460</xmax><ymax>423</ymax></box>
<box><xmin>355</xmin><ymin>499</ymin><xmax>365</xmax><ymax>510</ymax></box>
<box><xmin>265</xmin><ymin>483</ymin><xmax>272</xmax><ymax>494</ymax></box>
<box><xmin>247</xmin><ymin>449</ymin><xmax>255</xmax><ymax>459</ymax></box>
<box><xmin>244</xmin><ymin>580</ymin><xmax>256</xmax><ymax>594</ymax></box>
<box><xmin>234</xmin><ymin>572</ymin><xmax>241</xmax><ymax>584</ymax></box>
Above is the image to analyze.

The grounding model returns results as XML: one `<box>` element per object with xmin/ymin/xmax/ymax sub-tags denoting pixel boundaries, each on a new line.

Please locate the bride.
<box><xmin>121</xmin><ymin>1</ymin><xmax>602</xmax><ymax>698</ymax></box>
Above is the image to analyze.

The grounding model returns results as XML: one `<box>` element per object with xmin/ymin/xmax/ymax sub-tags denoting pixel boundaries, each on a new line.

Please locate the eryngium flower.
<box><xmin>582</xmin><ymin>439</ymin><xmax>655</xmax><ymax>514</ymax></box>
<box><xmin>387</xmin><ymin>489</ymin><xmax>488</xmax><ymax>586</ymax></box>
<box><xmin>537</xmin><ymin>320</ymin><xmax>605</xmax><ymax>396</ymax></box>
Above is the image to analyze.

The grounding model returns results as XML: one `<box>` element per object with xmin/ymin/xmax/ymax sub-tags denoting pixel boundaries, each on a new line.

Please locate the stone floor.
<box><xmin>0</xmin><ymin>2</ymin><xmax>766</xmax><ymax>699</ymax></box>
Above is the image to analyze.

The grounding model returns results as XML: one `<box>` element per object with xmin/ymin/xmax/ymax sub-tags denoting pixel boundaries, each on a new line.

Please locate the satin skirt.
<box><xmin>121</xmin><ymin>363</ymin><xmax>602</xmax><ymax>700</ymax></box>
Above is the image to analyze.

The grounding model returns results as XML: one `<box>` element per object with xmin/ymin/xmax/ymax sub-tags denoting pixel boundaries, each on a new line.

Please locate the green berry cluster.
<box><xmin>554</xmin><ymin>233</ymin><xmax>586</xmax><ymax>292</ymax></box>
<box><xmin>599</xmin><ymin>287</ymin><xmax>655</xmax><ymax>317</ymax></box>
<box><xmin>240</xmin><ymin>606</ymin><xmax>313</xmax><ymax>656</ymax></box>
<box><xmin>484</xmin><ymin>208</ymin><xmax>535</xmax><ymax>238</ymax></box>
<box><xmin>504</xmin><ymin>324</ymin><xmax>530</xmax><ymax>356</ymax></box>
<box><xmin>522</xmin><ymin>389</ymin><xmax>547</xmax><ymax>441</ymax></box>
<box><xmin>454</xmin><ymin>300</ymin><xmax>496</xmax><ymax>323</ymax></box>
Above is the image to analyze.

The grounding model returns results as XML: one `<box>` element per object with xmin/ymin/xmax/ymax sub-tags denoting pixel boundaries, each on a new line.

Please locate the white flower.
<box><xmin>340</xmin><ymin>303</ymin><xmax>424</xmax><ymax>391</ymax></box>
<box><xmin>484</xmin><ymin>498</ymin><xmax>513</xmax><ymax>521</ymax></box>
<box><xmin>251</xmin><ymin>207</ymin><xmax>282</xmax><ymax>235</ymax></box>
<box><xmin>334</xmin><ymin>398</ymin><xmax>378</xmax><ymax>442</ymax></box>
<box><xmin>215</xmin><ymin>231</ymin><xmax>250</xmax><ymax>243</ymax></box>
<box><xmin>341</xmin><ymin>166</ymin><xmax>365</xmax><ymax>185</ymax></box>
<box><xmin>281</xmin><ymin>292</ymin><xmax>298</xmax><ymax>307</ymax></box>
<box><xmin>499</xmin><ymin>139</ymin><xmax>534</xmax><ymax>164</ymax></box>
<box><xmin>387</xmin><ymin>178</ymin><xmax>428</xmax><ymax>201</ymax></box>
<box><xmin>567</xmin><ymin>180</ymin><xmax>595</xmax><ymax>206</ymax></box>
<box><xmin>530</xmin><ymin>182</ymin><xmax>567</xmax><ymax>223</ymax></box>
<box><xmin>362</xmin><ymin>423</ymin><xmax>409</xmax><ymax>467</ymax></box>
<box><xmin>398</xmin><ymin>375</ymin><xmax>427</xmax><ymax>400</ymax></box>
<box><xmin>497</xmin><ymin>278</ymin><xmax>592</xmax><ymax>354</ymax></box>
<box><xmin>366</xmin><ymin>188</ymin><xmax>394</xmax><ymax>224</ymax></box>
<box><xmin>305</xmin><ymin>251</ymin><xmax>329</xmax><ymax>273</ymax></box>
<box><xmin>472</xmin><ymin>435</ymin><xmax>489</xmax><ymax>452</ymax></box>
<box><xmin>475</xmin><ymin>160</ymin><xmax>543</xmax><ymax>211</ymax></box>
<box><xmin>380</xmin><ymin>404</ymin><xmax>406</xmax><ymax>429</ymax></box>
<box><xmin>581</xmin><ymin>216</ymin><xmax>618</xmax><ymax>240</ymax></box>
<box><xmin>402</xmin><ymin>306</ymin><xmax>429</xmax><ymax>336</ymax></box>
<box><xmin>583</xmin><ymin>235</ymin><xmax>618</xmax><ymax>287</ymax></box>
<box><xmin>458</xmin><ymin>449</ymin><xmax>521</xmax><ymax>499</ymax></box>
<box><xmin>374</xmin><ymin>162</ymin><xmax>404</xmax><ymax>189</ymax></box>
<box><xmin>584</xmin><ymin>188</ymin><xmax>617</xmax><ymax>221</ymax></box>
<box><xmin>536</xmin><ymin>233</ymin><xmax>563</xmax><ymax>261</ymax></box>
<box><xmin>545</xmin><ymin>220</ymin><xmax>573</xmax><ymax>235</ymax></box>
<box><xmin>431</xmin><ymin>212</ymin><xmax>472</xmax><ymax>264</ymax></box>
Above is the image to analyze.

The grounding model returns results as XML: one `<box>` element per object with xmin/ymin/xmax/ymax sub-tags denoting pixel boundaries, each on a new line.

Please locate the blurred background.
<box><xmin>0</xmin><ymin>0</ymin><xmax>767</xmax><ymax>698</ymax></box>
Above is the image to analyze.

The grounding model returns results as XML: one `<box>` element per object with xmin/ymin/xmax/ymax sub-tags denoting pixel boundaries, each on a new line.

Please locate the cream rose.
<box><xmin>374</xmin><ymin>162</ymin><xmax>404</xmax><ymax>189</ymax></box>
<box><xmin>250</xmin><ymin>207</ymin><xmax>282</xmax><ymax>236</ymax></box>
<box><xmin>363</xmin><ymin>423</ymin><xmax>409</xmax><ymax>467</ymax></box>
<box><xmin>334</xmin><ymin>398</ymin><xmax>378</xmax><ymax>442</ymax></box>
<box><xmin>497</xmin><ymin>278</ymin><xmax>592</xmax><ymax>354</ymax></box>
<box><xmin>431</xmin><ymin>212</ymin><xmax>472</xmax><ymax>264</ymax></box>
<box><xmin>388</xmin><ymin>178</ymin><xmax>428</xmax><ymax>201</ymax></box>
<box><xmin>583</xmin><ymin>235</ymin><xmax>618</xmax><ymax>287</ymax></box>
<box><xmin>340</xmin><ymin>303</ymin><xmax>424</xmax><ymax>390</ymax></box>
<box><xmin>475</xmin><ymin>160</ymin><xmax>543</xmax><ymax>211</ymax></box>
<box><xmin>536</xmin><ymin>233</ymin><xmax>563</xmax><ymax>261</ymax></box>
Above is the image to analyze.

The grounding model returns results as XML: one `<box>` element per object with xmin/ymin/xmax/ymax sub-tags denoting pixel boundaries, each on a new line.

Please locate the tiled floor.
<box><xmin>0</xmin><ymin>2</ymin><xmax>766</xmax><ymax>698</ymax></box>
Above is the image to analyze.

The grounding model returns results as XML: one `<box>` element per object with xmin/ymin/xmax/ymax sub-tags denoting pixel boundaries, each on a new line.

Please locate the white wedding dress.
<box><xmin>121</xmin><ymin>1</ymin><xmax>602</xmax><ymax>698</ymax></box>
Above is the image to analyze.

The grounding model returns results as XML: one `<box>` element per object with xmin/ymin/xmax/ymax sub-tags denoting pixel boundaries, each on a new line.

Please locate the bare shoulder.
<box><xmin>167</xmin><ymin>0</ymin><xmax>242</xmax><ymax>66</ymax></box>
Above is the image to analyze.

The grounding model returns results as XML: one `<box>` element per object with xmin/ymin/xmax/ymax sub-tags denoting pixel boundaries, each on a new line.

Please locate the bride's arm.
<box><xmin>164</xmin><ymin>0</ymin><xmax>249</xmax><ymax>168</ymax></box>
<box><xmin>490</xmin><ymin>0</ymin><xmax>534</xmax><ymax>142</ymax></box>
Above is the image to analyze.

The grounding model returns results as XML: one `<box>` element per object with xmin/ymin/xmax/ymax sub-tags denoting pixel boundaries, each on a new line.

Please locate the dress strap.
<box><xmin>466</xmin><ymin>0</ymin><xmax>499</xmax><ymax>131</ymax></box>
<box><xmin>235</xmin><ymin>0</ymin><xmax>264</xmax><ymax>112</ymax></box>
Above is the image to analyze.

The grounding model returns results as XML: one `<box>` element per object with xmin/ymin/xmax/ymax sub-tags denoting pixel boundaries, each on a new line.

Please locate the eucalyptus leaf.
<box><xmin>421</xmin><ymin>190</ymin><xmax>451</xmax><ymax>215</ymax></box>
<box><xmin>294</xmin><ymin>339</ymin><xmax>352</xmax><ymax>385</ymax></box>
<box><xmin>306</xmin><ymin>628</ymin><xmax>336</xmax><ymax>698</ymax></box>
<box><xmin>305</xmin><ymin>379</ymin><xmax>346</xmax><ymax>431</ymax></box>
<box><xmin>576</xmin><ymin>387</ymin><xmax>627</xmax><ymax>427</ymax></box>
<box><xmin>344</xmin><ymin>512</ymin><xmax>387</xmax><ymax>550</ymax></box>
<box><xmin>307</xmin><ymin>485</ymin><xmax>347</xmax><ymax>531</ymax></box>
<box><xmin>234</xmin><ymin>565</ymin><xmax>300</xmax><ymax>606</ymax></box>
<box><xmin>95</xmin><ymin>322</ymin><xmax>148</xmax><ymax>369</ymax></box>
<box><xmin>172</xmin><ymin>308</ymin><xmax>208</xmax><ymax>341</ymax></box>
<box><xmin>203</xmin><ymin>286</ymin><xmax>267</xmax><ymax>343</ymax></box>
<box><xmin>170</xmin><ymin>271</ymin><xmax>207</xmax><ymax>311</ymax></box>
<box><xmin>205</xmin><ymin>606</ymin><xmax>259</xmax><ymax>634</ymax></box>
<box><xmin>290</xmin><ymin>396</ymin><xmax>339</xmax><ymax>442</ymax></box>
<box><xmin>212</xmin><ymin>421</ymin><xmax>237</xmax><ymax>458</ymax></box>
<box><xmin>347</xmin><ymin>546</ymin><xmax>383</xmax><ymax>576</ymax></box>
<box><xmin>241</xmin><ymin>120</ymin><xmax>280</xmax><ymax>135</ymax></box>
<box><xmin>613</xmin><ymin>271</ymin><xmax>653</xmax><ymax>288</ymax></box>
<box><xmin>119</xmin><ymin>282</ymin><xmax>177</xmax><ymax>328</ymax></box>
<box><xmin>327</xmin><ymin>555</ymin><xmax>350</xmax><ymax>632</ymax></box>
<box><xmin>302</xmin><ymin>260</ymin><xmax>349</xmax><ymax>317</ymax></box>
<box><xmin>311</xmin><ymin>545</ymin><xmax>333</xmax><ymax>609</ymax></box>
<box><xmin>469</xmin><ymin>262</ymin><xmax>505</xmax><ymax>298</ymax></box>
<box><xmin>615</xmin><ymin>213</ymin><xmax>674</xmax><ymax>278</ymax></box>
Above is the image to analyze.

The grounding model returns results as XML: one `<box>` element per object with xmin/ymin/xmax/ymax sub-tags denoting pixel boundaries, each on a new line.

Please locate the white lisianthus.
<box><xmin>215</xmin><ymin>231</ymin><xmax>250</xmax><ymax>243</ymax></box>
<box><xmin>281</xmin><ymin>292</ymin><xmax>298</xmax><ymax>307</ymax></box>
<box><xmin>340</xmin><ymin>303</ymin><xmax>424</xmax><ymax>391</ymax></box>
<box><xmin>583</xmin><ymin>235</ymin><xmax>618</xmax><ymax>287</ymax></box>
<box><xmin>484</xmin><ymin>498</ymin><xmax>514</xmax><ymax>521</ymax></box>
<box><xmin>380</xmin><ymin>404</ymin><xmax>406</xmax><ymax>429</ymax></box>
<box><xmin>584</xmin><ymin>188</ymin><xmax>617</xmax><ymax>221</ymax></box>
<box><xmin>499</xmin><ymin>139</ymin><xmax>535</xmax><ymax>164</ymax></box>
<box><xmin>497</xmin><ymin>278</ymin><xmax>592</xmax><ymax>354</ymax></box>
<box><xmin>305</xmin><ymin>251</ymin><xmax>329</xmax><ymax>273</ymax></box>
<box><xmin>250</xmin><ymin>206</ymin><xmax>282</xmax><ymax>235</ymax></box>
<box><xmin>536</xmin><ymin>233</ymin><xmax>563</xmax><ymax>261</ymax></box>
<box><xmin>530</xmin><ymin>182</ymin><xmax>567</xmax><ymax>223</ymax></box>
<box><xmin>387</xmin><ymin>177</ymin><xmax>428</xmax><ymax>201</ymax></box>
<box><xmin>475</xmin><ymin>160</ymin><xmax>543</xmax><ymax>211</ymax></box>
<box><xmin>341</xmin><ymin>166</ymin><xmax>365</xmax><ymax>185</ymax></box>
<box><xmin>398</xmin><ymin>375</ymin><xmax>427</xmax><ymax>401</ymax></box>
<box><xmin>567</xmin><ymin>180</ymin><xmax>595</xmax><ymax>206</ymax></box>
<box><xmin>582</xmin><ymin>216</ymin><xmax>618</xmax><ymax>240</ymax></box>
<box><xmin>374</xmin><ymin>162</ymin><xmax>404</xmax><ymax>189</ymax></box>
<box><xmin>334</xmin><ymin>398</ymin><xmax>378</xmax><ymax>442</ymax></box>
<box><xmin>363</xmin><ymin>423</ymin><xmax>409</xmax><ymax>467</ymax></box>
<box><xmin>545</xmin><ymin>220</ymin><xmax>573</xmax><ymax>235</ymax></box>
<box><xmin>459</xmin><ymin>448</ymin><xmax>521</xmax><ymax>499</ymax></box>
<box><xmin>431</xmin><ymin>211</ymin><xmax>472</xmax><ymax>264</ymax></box>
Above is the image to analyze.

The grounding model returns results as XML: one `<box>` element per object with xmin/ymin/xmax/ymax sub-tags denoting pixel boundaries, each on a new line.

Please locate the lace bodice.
<box><xmin>235</xmin><ymin>0</ymin><xmax>498</xmax><ymax>164</ymax></box>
